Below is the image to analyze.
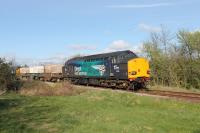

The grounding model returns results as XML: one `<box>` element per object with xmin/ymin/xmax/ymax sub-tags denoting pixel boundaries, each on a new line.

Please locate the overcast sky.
<box><xmin>0</xmin><ymin>0</ymin><xmax>200</xmax><ymax>65</ymax></box>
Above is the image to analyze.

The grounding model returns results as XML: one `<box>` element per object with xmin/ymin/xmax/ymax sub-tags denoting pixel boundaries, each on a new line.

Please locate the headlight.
<box><xmin>129</xmin><ymin>71</ymin><xmax>137</xmax><ymax>75</ymax></box>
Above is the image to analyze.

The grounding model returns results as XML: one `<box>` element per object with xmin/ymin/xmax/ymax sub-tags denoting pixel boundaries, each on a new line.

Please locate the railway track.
<box><xmin>75</xmin><ymin>83</ymin><xmax>200</xmax><ymax>103</ymax></box>
<box><xmin>137</xmin><ymin>90</ymin><xmax>200</xmax><ymax>103</ymax></box>
<box><xmin>39</xmin><ymin>81</ymin><xmax>200</xmax><ymax>103</ymax></box>
<box><xmin>73</xmin><ymin>83</ymin><xmax>200</xmax><ymax>102</ymax></box>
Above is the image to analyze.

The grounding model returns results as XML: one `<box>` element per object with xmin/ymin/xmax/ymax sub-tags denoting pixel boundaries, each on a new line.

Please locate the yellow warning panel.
<box><xmin>128</xmin><ymin>58</ymin><xmax>150</xmax><ymax>80</ymax></box>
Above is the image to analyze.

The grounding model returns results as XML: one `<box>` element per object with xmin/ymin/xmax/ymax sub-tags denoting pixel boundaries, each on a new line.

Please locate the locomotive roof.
<box><xmin>67</xmin><ymin>50</ymin><xmax>137</xmax><ymax>62</ymax></box>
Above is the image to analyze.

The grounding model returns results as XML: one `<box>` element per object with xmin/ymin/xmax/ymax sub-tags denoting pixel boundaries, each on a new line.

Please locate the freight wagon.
<box><xmin>16</xmin><ymin>67</ymin><xmax>30</xmax><ymax>80</ymax></box>
<box><xmin>16</xmin><ymin>64</ymin><xmax>63</xmax><ymax>82</ymax></box>
<box><xmin>40</xmin><ymin>64</ymin><xmax>63</xmax><ymax>81</ymax></box>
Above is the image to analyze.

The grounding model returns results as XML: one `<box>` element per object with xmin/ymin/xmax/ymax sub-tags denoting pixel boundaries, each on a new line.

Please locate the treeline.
<box><xmin>143</xmin><ymin>28</ymin><xmax>200</xmax><ymax>89</ymax></box>
<box><xmin>0</xmin><ymin>58</ymin><xmax>20</xmax><ymax>91</ymax></box>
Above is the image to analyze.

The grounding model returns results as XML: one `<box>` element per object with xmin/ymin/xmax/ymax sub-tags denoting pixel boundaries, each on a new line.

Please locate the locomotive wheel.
<box><xmin>128</xmin><ymin>82</ymin><xmax>135</xmax><ymax>91</ymax></box>
<box><xmin>137</xmin><ymin>83</ymin><xmax>147</xmax><ymax>90</ymax></box>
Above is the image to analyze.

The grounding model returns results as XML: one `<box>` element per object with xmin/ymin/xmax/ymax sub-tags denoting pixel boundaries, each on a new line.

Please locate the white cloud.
<box><xmin>69</xmin><ymin>44</ymin><xmax>96</xmax><ymax>50</ymax></box>
<box><xmin>105</xmin><ymin>40</ymin><xmax>132</xmax><ymax>52</ymax></box>
<box><xmin>104</xmin><ymin>40</ymin><xmax>143</xmax><ymax>54</ymax></box>
<box><xmin>0</xmin><ymin>52</ymin><xmax>68</xmax><ymax>66</ymax></box>
<box><xmin>138</xmin><ymin>23</ymin><xmax>161</xmax><ymax>33</ymax></box>
<box><xmin>106</xmin><ymin>3</ymin><xmax>173</xmax><ymax>9</ymax></box>
<box><xmin>11</xmin><ymin>53</ymin><xmax>69</xmax><ymax>66</ymax></box>
<box><xmin>37</xmin><ymin>54</ymin><xmax>67</xmax><ymax>65</ymax></box>
<box><xmin>132</xmin><ymin>43</ymin><xmax>143</xmax><ymax>54</ymax></box>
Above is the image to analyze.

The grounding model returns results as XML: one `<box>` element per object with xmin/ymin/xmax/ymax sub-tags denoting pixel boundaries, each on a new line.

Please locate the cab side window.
<box><xmin>111</xmin><ymin>57</ymin><xmax>117</xmax><ymax>64</ymax></box>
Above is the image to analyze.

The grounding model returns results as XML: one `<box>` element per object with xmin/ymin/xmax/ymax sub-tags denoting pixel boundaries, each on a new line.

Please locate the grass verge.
<box><xmin>0</xmin><ymin>86</ymin><xmax>200</xmax><ymax>133</ymax></box>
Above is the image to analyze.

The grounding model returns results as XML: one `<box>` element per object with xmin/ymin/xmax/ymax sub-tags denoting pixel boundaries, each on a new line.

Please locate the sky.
<box><xmin>0</xmin><ymin>0</ymin><xmax>199</xmax><ymax>65</ymax></box>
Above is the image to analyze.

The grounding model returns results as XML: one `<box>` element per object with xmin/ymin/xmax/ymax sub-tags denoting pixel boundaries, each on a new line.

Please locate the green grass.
<box><xmin>0</xmin><ymin>88</ymin><xmax>200</xmax><ymax>133</ymax></box>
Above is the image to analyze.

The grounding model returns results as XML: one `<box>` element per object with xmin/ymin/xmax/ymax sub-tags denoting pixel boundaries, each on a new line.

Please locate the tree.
<box><xmin>0</xmin><ymin>58</ymin><xmax>17</xmax><ymax>91</ymax></box>
<box><xmin>177</xmin><ymin>30</ymin><xmax>200</xmax><ymax>89</ymax></box>
<box><xmin>142</xmin><ymin>27</ymin><xmax>200</xmax><ymax>89</ymax></box>
<box><xmin>143</xmin><ymin>26</ymin><xmax>174</xmax><ymax>86</ymax></box>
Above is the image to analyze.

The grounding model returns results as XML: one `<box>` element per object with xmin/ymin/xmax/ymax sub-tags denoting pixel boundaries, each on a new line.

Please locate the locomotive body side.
<box><xmin>63</xmin><ymin>50</ymin><xmax>135</xmax><ymax>80</ymax></box>
<box><xmin>67</xmin><ymin>58</ymin><xmax>109</xmax><ymax>78</ymax></box>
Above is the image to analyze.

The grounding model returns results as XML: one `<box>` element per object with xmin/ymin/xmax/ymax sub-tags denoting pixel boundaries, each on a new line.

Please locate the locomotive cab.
<box><xmin>128</xmin><ymin>58</ymin><xmax>150</xmax><ymax>84</ymax></box>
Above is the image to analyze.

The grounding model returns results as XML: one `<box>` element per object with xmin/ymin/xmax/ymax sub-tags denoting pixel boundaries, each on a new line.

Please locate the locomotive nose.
<box><xmin>128</xmin><ymin>58</ymin><xmax>150</xmax><ymax>81</ymax></box>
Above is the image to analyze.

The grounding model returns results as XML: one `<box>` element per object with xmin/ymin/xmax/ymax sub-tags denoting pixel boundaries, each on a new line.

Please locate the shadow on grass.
<box><xmin>0</xmin><ymin>98</ymin><xmax>21</xmax><ymax>110</ymax></box>
<box><xmin>0</xmin><ymin>96</ymin><xmax>79</xmax><ymax>133</ymax></box>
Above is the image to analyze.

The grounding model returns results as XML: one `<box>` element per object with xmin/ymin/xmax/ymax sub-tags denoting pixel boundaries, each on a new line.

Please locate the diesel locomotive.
<box><xmin>16</xmin><ymin>50</ymin><xmax>150</xmax><ymax>90</ymax></box>
<box><xmin>63</xmin><ymin>50</ymin><xmax>150</xmax><ymax>90</ymax></box>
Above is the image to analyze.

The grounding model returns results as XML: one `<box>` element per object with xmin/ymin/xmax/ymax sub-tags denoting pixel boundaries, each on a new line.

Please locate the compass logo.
<box><xmin>92</xmin><ymin>65</ymin><xmax>106</xmax><ymax>76</ymax></box>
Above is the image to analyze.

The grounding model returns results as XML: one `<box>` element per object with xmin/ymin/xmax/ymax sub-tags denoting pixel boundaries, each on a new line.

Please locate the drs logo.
<box><xmin>92</xmin><ymin>65</ymin><xmax>106</xmax><ymax>76</ymax></box>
